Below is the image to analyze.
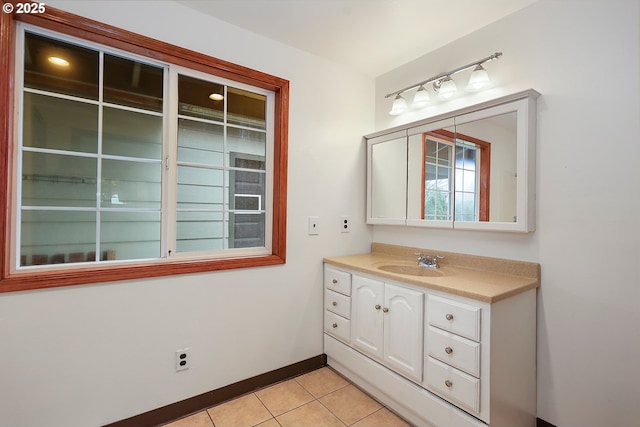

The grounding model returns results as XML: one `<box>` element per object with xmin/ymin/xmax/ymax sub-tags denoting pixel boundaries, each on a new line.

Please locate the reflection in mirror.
<box><xmin>370</xmin><ymin>135</ymin><xmax>407</xmax><ymax>221</ymax></box>
<box><xmin>454</xmin><ymin>111</ymin><xmax>517</xmax><ymax>222</ymax></box>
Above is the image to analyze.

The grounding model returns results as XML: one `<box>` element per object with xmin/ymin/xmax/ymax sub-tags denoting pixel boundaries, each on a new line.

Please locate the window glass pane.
<box><xmin>425</xmin><ymin>139</ymin><xmax>436</xmax><ymax>163</ymax></box>
<box><xmin>176</xmin><ymin>211</ymin><xmax>224</xmax><ymax>252</ymax></box>
<box><xmin>227</xmin><ymin>87</ymin><xmax>266</xmax><ymax>129</ymax></box>
<box><xmin>177</xmin><ymin>119</ymin><xmax>224</xmax><ymax>166</ymax></box>
<box><xmin>103</xmin><ymin>54</ymin><xmax>163</xmax><ymax>112</ymax></box>
<box><xmin>228</xmin><ymin>128</ymin><xmax>266</xmax><ymax>169</ymax></box>
<box><xmin>103</xmin><ymin>107</ymin><xmax>162</xmax><ymax>159</ymax></box>
<box><xmin>178</xmin><ymin>75</ymin><xmax>224</xmax><ymax>120</ymax></box>
<box><xmin>437</xmin><ymin>143</ymin><xmax>450</xmax><ymax>166</ymax></box>
<box><xmin>462</xmin><ymin>170</ymin><xmax>476</xmax><ymax>193</ymax></box>
<box><xmin>23</xmin><ymin>93</ymin><xmax>98</xmax><ymax>153</ymax></box>
<box><xmin>24</xmin><ymin>32</ymin><xmax>99</xmax><ymax>100</ymax></box>
<box><xmin>230</xmin><ymin>212</ymin><xmax>265</xmax><ymax>248</ymax></box>
<box><xmin>102</xmin><ymin>159</ymin><xmax>161</xmax><ymax>209</ymax></box>
<box><xmin>177</xmin><ymin>166</ymin><xmax>224</xmax><ymax>210</ymax></box>
<box><xmin>20</xmin><ymin>210</ymin><xmax>96</xmax><ymax>266</ymax></box>
<box><xmin>230</xmin><ymin>170</ymin><xmax>265</xmax><ymax>211</ymax></box>
<box><xmin>22</xmin><ymin>151</ymin><xmax>97</xmax><ymax>207</ymax></box>
<box><xmin>101</xmin><ymin>211</ymin><xmax>160</xmax><ymax>260</ymax></box>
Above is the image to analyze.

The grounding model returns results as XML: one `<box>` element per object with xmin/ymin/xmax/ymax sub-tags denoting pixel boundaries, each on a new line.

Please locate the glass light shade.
<box><xmin>412</xmin><ymin>86</ymin><xmax>430</xmax><ymax>109</ymax></box>
<box><xmin>389</xmin><ymin>94</ymin><xmax>408</xmax><ymax>115</ymax></box>
<box><xmin>467</xmin><ymin>64</ymin><xmax>490</xmax><ymax>91</ymax></box>
<box><xmin>438</xmin><ymin>77</ymin><xmax>457</xmax><ymax>99</ymax></box>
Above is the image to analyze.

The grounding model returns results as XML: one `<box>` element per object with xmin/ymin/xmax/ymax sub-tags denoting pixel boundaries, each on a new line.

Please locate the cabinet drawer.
<box><xmin>324</xmin><ymin>266</ymin><xmax>352</xmax><ymax>296</ymax></box>
<box><xmin>427</xmin><ymin>295</ymin><xmax>481</xmax><ymax>341</ymax></box>
<box><xmin>325</xmin><ymin>289</ymin><xmax>351</xmax><ymax>319</ymax></box>
<box><xmin>427</xmin><ymin>326</ymin><xmax>480</xmax><ymax>377</ymax></box>
<box><xmin>426</xmin><ymin>357</ymin><xmax>480</xmax><ymax>414</ymax></box>
<box><xmin>324</xmin><ymin>310</ymin><xmax>350</xmax><ymax>343</ymax></box>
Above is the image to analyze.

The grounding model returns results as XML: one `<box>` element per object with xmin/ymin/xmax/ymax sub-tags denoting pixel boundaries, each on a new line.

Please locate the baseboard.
<box><xmin>537</xmin><ymin>418</ymin><xmax>557</xmax><ymax>427</ymax></box>
<box><xmin>103</xmin><ymin>354</ymin><xmax>327</xmax><ymax>427</ymax></box>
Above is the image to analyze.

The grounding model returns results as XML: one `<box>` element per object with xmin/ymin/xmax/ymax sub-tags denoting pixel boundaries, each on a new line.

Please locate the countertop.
<box><xmin>323</xmin><ymin>243</ymin><xmax>540</xmax><ymax>303</ymax></box>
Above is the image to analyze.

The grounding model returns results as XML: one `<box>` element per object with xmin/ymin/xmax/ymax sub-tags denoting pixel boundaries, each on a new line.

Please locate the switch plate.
<box><xmin>341</xmin><ymin>216</ymin><xmax>351</xmax><ymax>233</ymax></box>
<box><xmin>308</xmin><ymin>216</ymin><xmax>320</xmax><ymax>235</ymax></box>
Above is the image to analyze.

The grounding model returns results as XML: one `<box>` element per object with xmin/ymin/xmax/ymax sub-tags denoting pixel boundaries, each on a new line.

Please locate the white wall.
<box><xmin>374</xmin><ymin>1</ymin><xmax>640</xmax><ymax>426</ymax></box>
<box><xmin>0</xmin><ymin>2</ymin><xmax>374</xmax><ymax>426</ymax></box>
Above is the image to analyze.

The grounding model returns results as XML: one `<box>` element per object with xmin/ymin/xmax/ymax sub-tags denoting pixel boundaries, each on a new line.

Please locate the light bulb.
<box><xmin>412</xmin><ymin>85</ymin><xmax>430</xmax><ymax>109</ymax></box>
<box><xmin>389</xmin><ymin>94</ymin><xmax>408</xmax><ymax>115</ymax></box>
<box><xmin>467</xmin><ymin>64</ymin><xmax>490</xmax><ymax>91</ymax></box>
<box><xmin>209</xmin><ymin>93</ymin><xmax>224</xmax><ymax>101</ymax></box>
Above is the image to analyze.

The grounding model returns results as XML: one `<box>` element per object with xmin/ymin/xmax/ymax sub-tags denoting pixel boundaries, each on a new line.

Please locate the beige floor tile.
<box><xmin>207</xmin><ymin>393</ymin><xmax>272</xmax><ymax>427</ymax></box>
<box><xmin>351</xmin><ymin>407</ymin><xmax>412</xmax><ymax>427</ymax></box>
<box><xmin>255</xmin><ymin>418</ymin><xmax>281</xmax><ymax>427</ymax></box>
<box><xmin>295</xmin><ymin>367</ymin><xmax>350</xmax><ymax>398</ymax></box>
<box><xmin>276</xmin><ymin>400</ymin><xmax>345</xmax><ymax>427</ymax></box>
<box><xmin>255</xmin><ymin>379</ymin><xmax>314</xmax><ymax>416</ymax></box>
<box><xmin>162</xmin><ymin>411</ymin><xmax>213</xmax><ymax>427</ymax></box>
<box><xmin>319</xmin><ymin>384</ymin><xmax>383</xmax><ymax>425</ymax></box>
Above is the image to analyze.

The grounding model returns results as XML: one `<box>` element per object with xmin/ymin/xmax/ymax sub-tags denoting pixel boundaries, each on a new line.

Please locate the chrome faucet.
<box><xmin>414</xmin><ymin>253</ymin><xmax>444</xmax><ymax>269</ymax></box>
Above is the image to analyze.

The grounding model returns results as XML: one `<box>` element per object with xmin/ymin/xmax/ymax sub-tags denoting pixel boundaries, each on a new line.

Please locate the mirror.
<box><xmin>368</xmin><ymin>130</ymin><xmax>407</xmax><ymax>224</ymax></box>
<box><xmin>367</xmin><ymin>90</ymin><xmax>539</xmax><ymax>232</ymax></box>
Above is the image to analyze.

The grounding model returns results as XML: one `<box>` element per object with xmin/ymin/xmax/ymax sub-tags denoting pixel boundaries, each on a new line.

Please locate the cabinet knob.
<box><xmin>375</xmin><ymin>304</ymin><xmax>381</xmax><ymax>310</ymax></box>
<box><xmin>332</xmin><ymin>301</ymin><xmax>338</xmax><ymax>306</ymax></box>
<box><xmin>383</xmin><ymin>307</ymin><xmax>389</xmax><ymax>313</ymax></box>
<box><xmin>332</xmin><ymin>279</ymin><xmax>338</xmax><ymax>284</ymax></box>
<box><xmin>445</xmin><ymin>380</ymin><xmax>453</xmax><ymax>388</ymax></box>
<box><xmin>332</xmin><ymin>323</ymin><xmax>338</xmax><ymax>329</ymax></box>
<box><xmin>445</xmin><ymin>346</ymin><xmax>453</xmax><ymax>355</ymax></box>
<box><xmin>445</xmin><ymin>313</ymin><xmax>454</xmax><ymax>321</ymax></box>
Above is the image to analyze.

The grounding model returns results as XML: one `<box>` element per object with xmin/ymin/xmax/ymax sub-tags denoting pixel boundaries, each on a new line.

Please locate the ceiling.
<box><xmin>179</xmin><ymin>0</ymin><xmax>537</xmax><ymax>76</ymax></box>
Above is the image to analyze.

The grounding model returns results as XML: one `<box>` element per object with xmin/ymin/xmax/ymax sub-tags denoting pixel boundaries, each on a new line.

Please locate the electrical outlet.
<box><xmin>175</xmin><ymin>348</ymin><xmax>190</xmax><ymax>371</ymax></box>
<box><xmin>341</xmin><ymin>215</ymin><xmax>351</xmax><ymax>233</ymax></box>
<box><xmin>308</xmin><ymin>216</ymin><xmax>320</xmax><ymax>235</ymax></box>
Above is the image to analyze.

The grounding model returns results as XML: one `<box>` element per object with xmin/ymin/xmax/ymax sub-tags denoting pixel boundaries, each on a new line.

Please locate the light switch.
<box><xmin>308</xmin><ymin>216</ymin><xmax>320</xmax><ymax>235</ymax></box>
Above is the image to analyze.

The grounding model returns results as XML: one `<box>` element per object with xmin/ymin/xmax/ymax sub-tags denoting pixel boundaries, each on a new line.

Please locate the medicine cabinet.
<box><xmin>366</xmin><ymin>89</ymin><xmax>540</xmax><ymax>232</ymax></box>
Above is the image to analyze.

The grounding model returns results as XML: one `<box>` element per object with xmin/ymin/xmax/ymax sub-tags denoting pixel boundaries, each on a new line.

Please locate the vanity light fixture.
<box><xmin>385</xmin><ymin>52</ymin><xmax>502</xmax><ymax>115</ymax></box>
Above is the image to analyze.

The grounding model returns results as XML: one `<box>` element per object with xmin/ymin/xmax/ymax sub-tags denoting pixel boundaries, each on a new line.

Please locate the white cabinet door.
<box><xmin>351</xmin><ymin>276</ymin><xmax>384</xmax><ymax>360</ymax></box>
<box><xmin>384</xmin><ymin>284</ymin><xmax>424</xmax><ymax>382</ymax></box>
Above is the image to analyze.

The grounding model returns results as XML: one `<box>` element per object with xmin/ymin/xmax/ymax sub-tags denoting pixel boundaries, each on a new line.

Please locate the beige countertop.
<box><xmin>324</xmin><ymin>243</ymin><xmax>540</xmax><ymax>303</ymax></box>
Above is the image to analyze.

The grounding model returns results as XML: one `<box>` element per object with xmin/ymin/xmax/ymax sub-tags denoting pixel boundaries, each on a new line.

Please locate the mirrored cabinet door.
<box><xmin>407</xmin><ymin>118</ymin><xmax>455</xmax><ymax>228</ymax></box>
<box><xmin>367</xmin><ymin>130</ymin><xmax>408</xmax><ymax>225</ymax></box>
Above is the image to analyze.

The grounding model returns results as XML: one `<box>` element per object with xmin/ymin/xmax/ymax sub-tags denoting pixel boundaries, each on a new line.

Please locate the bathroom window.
<box><xmin>0</xmin><ymin>8</ymin><xmax>288</xmax><ymax>292</ymax></box>
<box><xmin>423</xmin><ymin>130</ymin><xmax>490</xmax><ymax>222</ymax></box>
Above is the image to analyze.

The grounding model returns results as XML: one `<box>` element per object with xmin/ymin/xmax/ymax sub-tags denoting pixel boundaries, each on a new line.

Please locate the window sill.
<box><xmin>0</xmin><ymin>254</ymin><xmax>286</xmax><ymax>293</ymax></box>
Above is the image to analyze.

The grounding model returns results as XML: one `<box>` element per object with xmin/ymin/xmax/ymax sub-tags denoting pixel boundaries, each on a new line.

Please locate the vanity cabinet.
<box><xmin>351</xmin><ymin>275</ymin><xmax>424</xmax><ymax>383</ymax></box>
<box><xmin>323</xmin><ymin>260</ymin><xmax>537</xmax><ymax>427</ymax></box>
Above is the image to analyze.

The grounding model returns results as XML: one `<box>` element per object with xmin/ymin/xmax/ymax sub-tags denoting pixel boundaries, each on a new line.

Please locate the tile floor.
<box><xmin>162</xmin><ymin>367</ymin><xmax>412</xmax><ymax>427</ymax></box>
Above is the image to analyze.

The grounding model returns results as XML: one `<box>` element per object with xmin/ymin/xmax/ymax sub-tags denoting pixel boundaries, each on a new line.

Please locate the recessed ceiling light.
<box><xmin>209</xmin><ymin>93</ymin><xmax>224</xmax><ymax>101</ymax></box>
<box><xmin>48</xmin><ymin>56</ymin><xmax>70</xmax><ymax>67</ymax></box>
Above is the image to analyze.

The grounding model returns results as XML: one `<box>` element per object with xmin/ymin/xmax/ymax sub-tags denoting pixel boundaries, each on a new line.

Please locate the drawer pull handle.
<box><xmin>332</xmin><ymin>301</ymin><xmax>338</xmax><ymax>306</ymax></box>
<box><xmin>445</xmin><ymin>346</ymin><xmax>453</xmax><ymax>354</ymax></box>
<box><xmin>332</xmin><ymin>323</ymin><xmax>338</xmax><ymax>328</ymax></box>
<box><xmin>375</xmin><ymin>304</ymin><xmax>381</xmax><ymax>310</ymax></box>
<box><xmin>445</xmin><ymin>380</ymin><xmax>453</xmax><ymax>388</ymax></box>
<box><xmin>332</xmin><ymin>279</ymin><xmax>338</xmax><ymax>284</ymax></box>
<box><xmin>383</xmin><ymin>307</ymin><xmax>389</xmax><ymax>313</ymax></box>
<box><xmin>445</xmin><ymin>313</ymin><xmax>454</xmax><ymax>321</ymax></box>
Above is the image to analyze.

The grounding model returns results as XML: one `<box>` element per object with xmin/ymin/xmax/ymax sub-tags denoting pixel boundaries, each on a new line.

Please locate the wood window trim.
<box><xmin>422</xmin><ymin>129</ymin><xmax>491</xmax><ymax>221</ymax></box>
<box><xmin>0</xmin><ymin>2</ymin><xmax>289</xmax><ymax>293</ymax></box>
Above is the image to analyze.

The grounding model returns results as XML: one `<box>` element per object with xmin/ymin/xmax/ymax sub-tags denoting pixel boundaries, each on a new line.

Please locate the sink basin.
<box><xmin>377</xmin><ymin>264</ymin><xmax>444</xmax><ymax>277</ymax></box>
